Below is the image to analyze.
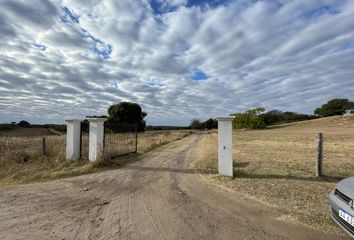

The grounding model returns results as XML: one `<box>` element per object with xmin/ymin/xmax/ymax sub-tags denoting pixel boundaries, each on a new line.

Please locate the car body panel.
<box><xmin>329</xmin><ymin>177</ymin><xmax>354</xmax><ymax>238</ymax></box>
<box><xmin>336</xmin><ymin>177</ymin><xmax>354</xmax><ymax>199</ymax></box>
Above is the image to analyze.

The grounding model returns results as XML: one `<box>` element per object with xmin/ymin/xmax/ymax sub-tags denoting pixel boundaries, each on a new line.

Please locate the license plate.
<box><xmin>339</xmin><ymin>208</ymin><xmax>354</xmax><ymax>227</ymax></box>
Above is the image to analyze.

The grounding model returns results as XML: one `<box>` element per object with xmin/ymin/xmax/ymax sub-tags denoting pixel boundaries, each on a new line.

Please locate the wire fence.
<box><xmin>0</xmin><ymin>128</ymin><xmax>194</xmax><ymax>170</ymax></box>
<box><xmin>0</xmin><ymin>135</ymin><xmax>66</xmax><ymax>166</ymax></box>
<box><xmin>0</xmin><ymin>124</ymin><xmax>194</xmax><ymax>169</ymax></box>
<box><xmin>103</xmin><ymin>122</ymin><xmax>137</xmax><ymax>159</ymax></box>
<box><xmin>232</xmin><ymin>127</ymin><xmax>354</xmax><ymax>179</ymax></box>
<box><xmin>0</xmin><ymin>121</ymin><xmax>351</xmax><ymax>180</ymax></box>
<box><xmin>80</xmin><ymin>121</ymin><xmax>89</xmax><ymax>161</ymax></box>
<box><xmin>323</xmin><ymin>133</ymin><xmax>354</xmax><ymax>177</ymax></box>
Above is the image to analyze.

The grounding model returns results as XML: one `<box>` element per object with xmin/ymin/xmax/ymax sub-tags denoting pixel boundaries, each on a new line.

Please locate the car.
<box><xmin>329</xmin><ymin>176</ymin><xmax>354</xmax><ymax>238</ymax></box>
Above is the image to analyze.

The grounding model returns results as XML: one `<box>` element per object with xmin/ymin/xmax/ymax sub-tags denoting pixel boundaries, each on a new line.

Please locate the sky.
<box><xmin>0</xmin><ymin>0</ymin><xmax>354</xmax><ymax>126</ymax></box>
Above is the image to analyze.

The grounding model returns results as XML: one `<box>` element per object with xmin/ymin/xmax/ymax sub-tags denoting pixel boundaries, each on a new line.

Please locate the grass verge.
<box><xmin>0</xmin><ymin>130</ymin><xmax>193</xmax><ymax>185</ymax></box>
<box><xmin>191</xmin><ymin>116</ymin><xmax>354</xmax><ymax>236</ymax></box>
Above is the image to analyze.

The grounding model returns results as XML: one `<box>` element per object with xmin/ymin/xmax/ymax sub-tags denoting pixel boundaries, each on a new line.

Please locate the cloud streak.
<box><xmin>0</xmin><ymin>0</ymin><xmax>354</xmax><ymax>125</ymax></box>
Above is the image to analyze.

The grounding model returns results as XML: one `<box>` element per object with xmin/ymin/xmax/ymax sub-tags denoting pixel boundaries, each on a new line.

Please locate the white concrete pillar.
<box><xmin>65</xmin><ymin>119</ymin><xmax>82</xmax><ymax>161</ymax></box>
<box><xmin>88</xmin><ymin>118</ymin><xmax>107</xmax><ymax>162</ymax></box>
<box><xmin>216</xmin><ymin>116</ymin><xmax>235</xmax><ymax>177</ymax></box>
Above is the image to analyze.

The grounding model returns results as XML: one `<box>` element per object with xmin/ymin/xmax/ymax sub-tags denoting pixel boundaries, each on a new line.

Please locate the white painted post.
<box><xmin>88</xmin><ymin>118</ymin><xmax>107</xmax><ymax>162</ymax></box>
<box><xmin>216</xmin><ymin>116</ymin><xmax>235</xmax><ymax>177</ymax></box>
<box><xmin>65</xmin><ymin>119</ymin><xmax>81</xmax><ymax>161</ymax></box>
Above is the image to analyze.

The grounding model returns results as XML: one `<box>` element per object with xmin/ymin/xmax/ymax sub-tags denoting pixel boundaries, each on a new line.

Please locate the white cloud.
<box><xmin>0</xmin><ymin>0</ymin><xmax>354</xmax><ymax>125</ymax></box>
<box><xmin>156</xmin><ymin>0</ymin><xmax>188</xmax><ymax>11</ymax></box>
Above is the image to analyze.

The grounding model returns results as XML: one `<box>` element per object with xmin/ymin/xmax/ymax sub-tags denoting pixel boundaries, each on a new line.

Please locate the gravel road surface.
<box><xmin>0</xmin><ymin>134</ymin><xmax>346</xmax><ymax>240</ymax></box>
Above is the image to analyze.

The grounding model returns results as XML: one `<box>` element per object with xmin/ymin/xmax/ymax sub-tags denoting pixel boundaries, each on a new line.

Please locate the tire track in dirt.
<box><xmin>0</xmin><ymin>134</ymin><xmax>348</xmax><ymax>240</ymax></box>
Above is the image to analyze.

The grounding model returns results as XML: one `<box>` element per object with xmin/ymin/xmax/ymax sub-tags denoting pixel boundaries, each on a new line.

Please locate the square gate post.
<box><xmin>216</xmin><ymin>116</ymin><xmax>235</xmax><ymax>177</ymax></box>
<box><xmin>88</xmin><ymin>118</ymin><xmax>107</xmax><ymax>162</ymax></box>
<box><xmin>65</xmin><ymin>119</ymin><xmax>82</xmax><ymax>161</ymax></box>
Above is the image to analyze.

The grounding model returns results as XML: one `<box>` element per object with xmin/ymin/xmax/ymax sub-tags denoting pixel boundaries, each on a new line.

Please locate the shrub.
<box><xmin>314</xmin><ymin>98</ymin><xmax>354</xmax><ymax>117</ymax></box>
<box><xmin>17</xmin><ymin>120</ymin><xmax>31</xmax><ymax>128</ymax></box>
<box><xmin>261</xmin><ymin>110</ymin><xmax>318</xmax><ymax>125</ymax></box>
<box><xmin>233</xmin><ymin>112</ymin><xmax>266</xmax><ymax>129</ymax></box>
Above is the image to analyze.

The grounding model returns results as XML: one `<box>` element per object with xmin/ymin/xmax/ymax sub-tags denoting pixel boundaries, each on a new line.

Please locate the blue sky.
<box><xmin>0</xmin><ymin>0</ymin><xmax>354</xmax><ymax>125</ymax></box>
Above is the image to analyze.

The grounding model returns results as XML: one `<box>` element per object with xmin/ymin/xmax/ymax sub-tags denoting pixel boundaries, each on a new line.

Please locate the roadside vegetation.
<box><xmin>0</xmin><ymin>101</ymin><xmax>195</xmax><ymax>185</ymax></box>
<box><xmin>0</xmin><ymin>130</ymin><xmax>193</xmax><ymax>185</ymax></box>
<box><xmin>191</xmin><ymin>98</ymin><xmax>354</xmax><ymax>131</ymax></box>
<box><xmin>192</xmin><ymin>115</ymin><xmax>354</xmax><ymax>236</ymax></box>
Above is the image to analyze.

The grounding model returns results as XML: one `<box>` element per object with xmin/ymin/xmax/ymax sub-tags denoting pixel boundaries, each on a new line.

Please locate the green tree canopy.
<box><xmin>190</xmin><ymin>119</ymin><xmax>203</xmax><ymax>130</ymax></box>
<box><xmin>203</xmin><ymin>118</ymin><xmax>217</xmax><ymax>130</ymax></box>
<box><xmin>108</xmin><ymin>102</ymin><xmax>147</xmax><ymax>131</ymax></box>
<box><xmin>314</xmin><ymin>99</ymin><xmax>354</xmax><ymax>117</ymax></box>
<box><xmin>189</xmin><ymin>118</ymin><xmax>218</xmax><ymax>130</ymax></box>
<box><xmin>233</xmin><ymin>107</ymin><xmax>266</xmax><ymax>129</ymax></box>
<box><xmin>246</xmin><ymin>107</ymin><xmax>265</xmax><ymax>115</ymax></box>
<box><xmin>261</xmin><ymin>110</ymin><xmax>317</xmax><ymax>125</ymax></box>
<box><xmin>17</xmin><ymin>120</ymin><xmax>31</xmax><ymax>127</ymax></box>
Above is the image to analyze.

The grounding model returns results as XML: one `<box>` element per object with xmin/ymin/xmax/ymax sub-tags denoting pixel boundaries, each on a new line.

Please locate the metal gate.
<box><xmin>103</xmin><ymin>122</ymin><xmax>137</xmax><ymax>159</ymax></box>
<box><xmin>80</xmin><ymin>120</ymin><xmax>89</xmax><ymax>160</ymax></box>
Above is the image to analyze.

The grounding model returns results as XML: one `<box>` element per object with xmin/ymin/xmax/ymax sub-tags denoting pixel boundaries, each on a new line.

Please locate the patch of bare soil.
<box><xmin>0</xmin><ymin>135</ymin><xmax>346</xmax><ymax>239</ymax></box>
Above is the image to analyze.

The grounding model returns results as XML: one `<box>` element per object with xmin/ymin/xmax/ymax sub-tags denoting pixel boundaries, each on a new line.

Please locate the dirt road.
<box><xmin>0</xmin><ymin>134</ymin><xmax>346</xmax><ymax>240</ymax></box>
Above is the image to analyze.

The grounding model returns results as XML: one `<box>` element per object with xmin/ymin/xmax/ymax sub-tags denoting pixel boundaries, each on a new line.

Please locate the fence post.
<box><xmin>65</xmin><ymin>119</ymin><xmax>82</xmax><ymax>161</ymax></box>
<box><xmin>41</xmin><ymin>137</ymin><xmax>46</xmax><ymax>156</ymax></box>
<box><xmin>316</xmin><ymin>133</ymin><xmax>323</xmax><ymax>177</ymax></box>
<box><xmin>135</xmin><ymin>123</ymin><xmax>138</xmax><ymax>153</ymax></box>
<box><xmin>216</xmin><ymin>116</ymin><xmax>235</xmax><ymax>177</ymax></box>
<box><xmin>87</xmin><ymin>118</ymin><xmax>107</xmax><ymax>162</ymax></box>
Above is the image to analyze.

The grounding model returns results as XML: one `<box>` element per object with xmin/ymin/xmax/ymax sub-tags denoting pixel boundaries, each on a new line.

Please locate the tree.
<box><xmin>107</xmin><ymin>102</ymin><xmax>147</xmax><ymax>131</ymax></box>
<box><xmin>190</xmin><ymin>119</ymin><xmax>203</xmax><ymax>130</ymax></box>
<box><xmin>314</xmin><ymin>99</ymin><xmax>354</xmax><ymax>117</ymax></box>
<box><xmin>86</xmin><ymin>115</ymin><xmax>107</xmax><ymax>118</ymax></box>
<box><xmin>232</xmin><ymin>107</ymin><xmax>266</xmax><ymax>129</ymax></box>
<box><xmin>246</xmin><ymin>107</ymin><xmax>265</xmax><ymax>115</ymax></box>
<box><xmin>203</xmin><ymin>118</ymin><xmax>217</xmax><ymax>129</ymax></box>
<box><xmin>261</xmin><ymin>110</ymin><xmax>317</xmax><ymax>125</ymax></box>
<box><xmin>17</xmin><ymin>120</ymin><xmax>31</xmax><ymax>127</ymax></box>
<box><xmin>189</xmin><ymin>118</ymin><xmax>218</xmax><ymax>130</ymax></box>
<box><xmin>261</xmin><ymin>110</ymin><xmax>283</xmax><ymax>125</ymax></box>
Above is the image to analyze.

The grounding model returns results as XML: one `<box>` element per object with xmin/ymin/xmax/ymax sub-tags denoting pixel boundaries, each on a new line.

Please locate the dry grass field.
<box><xmin>0</xmin><ymin>130</ymin><xmax>193</xmax><ymax>184</ymax></box>
<box><xmin>0</xmin><ymin>127</ymin><xmax>58</xmax><ymax>137</ymax></box>
<box><xmin>192</xmin><ymin>115</ymin><xmax>354</xmax><ymax>236</ymax></box>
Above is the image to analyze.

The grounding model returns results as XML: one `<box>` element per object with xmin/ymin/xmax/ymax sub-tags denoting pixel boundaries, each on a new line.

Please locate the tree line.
<box><xmin>189</xmin><ymin>118</ymin><xmax>218</xmax><ymax>130</ymax></box>
<box><xmin>230</xmin><ymin>98</ymin><xmax>354</xmax><ymax>129</ymax></box>
<box><xmin>231</xmin><ymin>107</ymin><xmax>318</xmax><ymax>129</ymax></box>
<box><xmin>189</xmin><ymin>98</ymin><xmax>354</xmax><ymax>130</ymax></box>
<box><xmin>6</xmin><ymin>98</ymin><xmax>354</xmax><ymax>131</ymax></box>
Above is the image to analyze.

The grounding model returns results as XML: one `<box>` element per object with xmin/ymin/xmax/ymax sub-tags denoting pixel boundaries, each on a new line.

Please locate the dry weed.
<box><xmin>0</xmin><ymin>130</ymin><xmax>193</xmax><ymax>184</ymax></box>
<box><xmin>191</xmin><ymin>116</ymin><xmax>354</xmax><ymax>236</ymax></box>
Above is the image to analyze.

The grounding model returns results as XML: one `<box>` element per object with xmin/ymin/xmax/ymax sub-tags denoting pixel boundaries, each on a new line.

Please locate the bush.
<box><xmin>233</xmin><ymin>112</ymin><xmax>266</xmax><ymax>129</ymax></box>
<box><xmin>314</xmin><ymin>98</ymin><xmax>354</xmax><ymax>117</ymax></box>
<box><xmin>190</xmin><ymin>119</ymin><xmax>203</xmax><ymax>130</ymax></box>
<box><xmin>189</xmin><ymin>118</ymin><xmax>218</xmax><ymax>130</ymax></box>
<box><xmin>17</xmin><ymin>120</ymin><xmax>31</xmax><ymax>128</ymax></box>
<box><xmin>261</xmin><ymin>110</ymin><xmax>318</xmax><ymax>125</ymax></box>
<box><xmin>203</xmin><ymin>118</ymin><xmax>218</xmax><ymax>129</ymax></box>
